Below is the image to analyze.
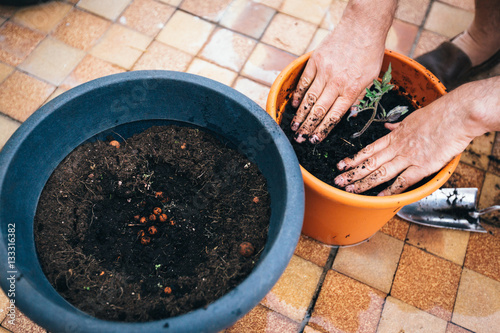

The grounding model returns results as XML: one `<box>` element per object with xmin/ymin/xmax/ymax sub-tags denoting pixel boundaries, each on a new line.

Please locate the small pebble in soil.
<box><xmin>109</xmin><ymin>140</ymin><xmax>120</xmax><ymax>149</ymax></box>
<box><xmin>239</xmin><ymin>242</ymin><xmax>255</xmax><ymax>257</ymax></box>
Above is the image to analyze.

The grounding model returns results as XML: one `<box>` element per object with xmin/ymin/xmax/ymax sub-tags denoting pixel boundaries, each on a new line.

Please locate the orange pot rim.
<box><xmin>267</xmin><ymin>49</ymin><xmax>461</xmax><ymax>209</ymax></box>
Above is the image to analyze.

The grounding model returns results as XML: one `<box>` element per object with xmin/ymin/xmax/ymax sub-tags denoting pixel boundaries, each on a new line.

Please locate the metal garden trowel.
<box><xmin>397</xmin><ymin>188</ymin><xmax>500</xmax><ymax>233</ymax></box>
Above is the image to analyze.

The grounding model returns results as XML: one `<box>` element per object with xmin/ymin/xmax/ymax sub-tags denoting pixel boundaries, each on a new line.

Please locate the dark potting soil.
<box><xmin>34</xmin><ymin>125</ymin><xmax>270</xmax><ymax>322</ymax></box>
<box><xmin>280</xmin><ymin>88</ymin><xmax>417</xmax><ymax>196</ymax></box>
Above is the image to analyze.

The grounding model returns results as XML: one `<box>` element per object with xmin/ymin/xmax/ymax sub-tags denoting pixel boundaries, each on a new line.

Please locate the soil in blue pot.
<box><xmin>34</xmin><ymin>125</ymin><xmax>270</xmax><ymax>322</ymax></box>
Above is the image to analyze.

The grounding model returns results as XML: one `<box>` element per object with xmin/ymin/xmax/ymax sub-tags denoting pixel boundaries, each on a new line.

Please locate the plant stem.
<box><xmin>351</xmin><ymin>103</ymin><xmax>378</xmax><ymax>138</ymax></box>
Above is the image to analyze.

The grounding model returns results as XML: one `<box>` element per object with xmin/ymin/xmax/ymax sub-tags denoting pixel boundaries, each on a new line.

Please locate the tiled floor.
<box><xmin>0</xmin><ymin>0</ymin><xmax>499</xmax><ymax>332</ymax></box>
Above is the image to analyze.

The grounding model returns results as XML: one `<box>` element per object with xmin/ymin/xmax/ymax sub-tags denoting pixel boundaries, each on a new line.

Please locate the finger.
<box><xmin>385</xmin><ymin>122</ymin><xmax>401</xmax><ymax>131</ymax></box>
<box><xmin>291</xmin><ymin>61</ymin><xmax>317</xmax><ymax>109</ymax></box>
<box><xmin>295</xmin><ymin>88</ymin><xmax>339</xmax><ymax>143</ymax></box>
<box><xmin>291</xmin><ymin>75</ymin><xmax>327</xmax><ymax>132</ymax></box>
<box><xmin>344</xmin><ymin>156</ymin><xmax>411</xmax><ymax>194</ymax></box>
<box><xmin>309</xmin><ymin>95</ymin><xmax>352</xmax><ymax>144</ymax></box>
<box><xmin>377</xmin><ymin>166</ymin><xmax>428</xmax><ymax>196</ymax></box>
<box><xmin>337</xmin><ymin>135</ymin><xmax>390</xmax><ymax>172</ymax></box>
<box><xmin>351</xmin><ymin>82</ymin><xmax>372</xmax><ymax>108</ymax></box>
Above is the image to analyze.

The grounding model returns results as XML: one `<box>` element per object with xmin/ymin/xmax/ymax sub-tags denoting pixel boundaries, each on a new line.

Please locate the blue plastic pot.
<box><xmin>0</xmin><ymin>71</ymin><xmax>304</xmax><ymax>333</ymax></box>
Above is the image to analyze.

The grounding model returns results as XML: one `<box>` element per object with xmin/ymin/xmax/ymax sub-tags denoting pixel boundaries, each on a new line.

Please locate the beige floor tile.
<box><xmin>377</xmin><ymin>296</ymin><xmax>447</xmax><ymax>333</ymax></box>
<box><xmin>0</xmin><ymin>289</ymin><xmax>11</xmax><ymax>323</ymax></box>
<box><xmin>232</xmin><ymin>77</ymin><xmax>270</xmax><ymax>110</ymax></box>
<box><xmin>242</xmin><ymin>43</ymin><xmax>296</xmax><ymax>86</ymax></box>
<box><xmin>157</xmin><ymin>0</ymin><xmax>182</xmax><ymax>6</ymax></box>
<box><xmin>424</xmin><ymin>1</ymin><xmax>474</xmax><ymax>39</ymax></box>
<box><xmin>118</xmin><ymin>0</ymin><xmax>175</xmax><ymax>37</ymax></box>
<box><xmin>132</xmin><ymin>40</ymin><xmax>192</xmax><ymax>71</ymax></box>
<box><xmin>392</xmin><ymin>244</ymin><xmax>462</xmax><ymax>321</ymax></box>
<box><xmin>309</xmin><ymin>270</ymin><xmax>386</xmax><ymax>333</ymax></box>
<box><xmin>19</xmin><ymin>37</ymin><xmax>85</xmax><ymax>85</ymax></box>
<box><xmin>11</xmin><ymin>1</ymin><xmax>72</xmax><ymax>33</ymax></box>
<box><xmin>52</xmin><ymin>8</ymin><xmax>111</xmax><ymax>51</ymax></box>
<box><xmin>303</xmin><ymin>326</ymin><xmax>322</xmax><ymax>333</ymax></box>
<box><xmin>187</xmin><ymin>58</ymin><xmax>237</xmax><ymax>86</ymax></box>
<box><xmin>77</xmin><ymin>0</ymin><xmax>132</xmax><ymax>21</ymax></box>
<box><xmin>226</xmin><ymin>304</ymin><xmax>300</xmax><ymax>332</ymax></box>
<box><xmin>380</xmin><ymin>214</ymin><xmax>410</xmax><ymax>241</ymax></box>
<box><xmin>180</xmin><ymin>0</ymin><xmax>233</xmax><ymax>22</ymax></box>
<box><xmin>0</xmin><ymin>71</ymin><xmax>55</xmax><ymax>122</ymax></box>
<box><xmin>0</xmin><ymin>6</ymin><xmax>18</xmax><ymax>18</ymax></box>
<box><xmin>460</xmin><ymin>132</ymin><xmax>495</xmax><ymax>171</ymax></box>
<box><xmin>200</xmin><ymin>28</ymin><xmax>256</xmax><ymax>72</ymax></box>
<box><xmin>395</xmin><ymin>0</ymin><xmax>431</xmax><ymax>26</ymax></box>
<box><xmin>254</xmin><ymin>0</ymin><xmax>283</xmax><ymax>9</ymax></box>
<box><xmin>45</xmin><ymin>87</ymin><xmax>68</xmax><ymax>103</ymax></box>
<box><xmin>60</xmin><ymin>54</ymin><xmax>124</xmax><ymax>90</ymax></box>
<box><xmin>156</xmin><ymin>11</ymin><xmax>215</xmax><ymax>55</ymax></box>
<box><xmin>385</xmin><ymin>19</ymin><xmax>419</xmax><ymax>56</ymax></box>
<box><xmin>261</xmin><ymin>255</ymin><xmax>322</xmax><ymax>322</ymax></box>
<box><xmin>465</xmin><ymin>223</ymin><xmax>500</xmax><ymax>282</ymax></box>
<box><xmin>477</xmin><ymin>172</ymin><xmax>500</xmax><ymax>226</ymax></box>
<box><xmin>413</xmin><ymin>29</ymin><xmax>448</xmax><ymax>59</ymax></box>
<box><xmin>332</xmin><ymin>232</ymin><xmax>403</xmax><ymax>293</ymax></box>
<box><xmin>0</xmin><ymin>113</ymin><xmax>20</xmax><ymax>151</ymax></box>
<box><xmin>280</xmin><ymin>0</ymin><xmax>331</xmax><ymax>25</ymax></box>
<box><xmin>90</xmin><ymin>24</ymin><xmax>152</xmax><ymax>69</ymax></box>
<box><xmin>443</xmin><ymin>162</ymin><xmax>485</xmax><ymax>190</ymax></box>
<box><xmin>446</xmin><ymin>323</ymin><xmax>474</xmax><ymax>333</ymax></box>
<box><xmin>293</xmin><ymin>234</ymin><xmax>331</xmax><ymax>268</ymax></box>
<box><xmin>306</xmin><ymin>28</ymin><xmax>329</xmax><ymax>53</ymax></box>
<box><xmin>453</xmin><ymin>268</ymin><xmax>500</xmax><ymax>333</ymax></box>
<box><xmin>488</xmin><ymin>132</ymin><xmax>500</xmax><ymax>176</ymax></box>
<box><xmin>261</xmin><ymin>13</ymin><xmax>316</xmax><ymax>56</ymax></box>
<box><xmin>406</xmin><ymin>224</ymin><xmax>470</xmax><ymax>265</ymax></box>
<box><xmin>1</xmin><ymin>310</ymin><xmax>46</xmax><ymax>333</ymax></box>
<box><xmin>220</xmin><ymin>0</ymin><xmax>275</xmax><ymax>39</ymax></box>
<box><xmin>0</xmin><ymin>62</ymin><xmax>13</xmax><ymax>84</ymax></box>
<box><xmin>440</xmin><ymin>0</ymin><xmax>475</xmax><ymax>11</ymax></box>
<box><xmin>320</xmin><ymin>0</ymin><xmax>348</xmax><ymax>31</ymax></box>
<box><xmin>0</xmin><ymin>21</ymin><xmax>45</xmax><ymax>66</ymax></box>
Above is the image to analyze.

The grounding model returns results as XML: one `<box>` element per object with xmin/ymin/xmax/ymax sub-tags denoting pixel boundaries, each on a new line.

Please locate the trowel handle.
<box><xmin>470</xmin><ymin>205</ymin><xmax>500</xmax><ymax>218</ymax></box>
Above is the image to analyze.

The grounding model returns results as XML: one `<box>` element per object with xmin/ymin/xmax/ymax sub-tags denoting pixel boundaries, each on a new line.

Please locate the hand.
<box><xmin>290</xmin><ymin>0</ymin><xmax>397</xmax><ymax>144</ymax></box>
<box><xmin>333</xmin><ymin>80</ymin><xmax>495</xmax><ymax>195</ymax></box>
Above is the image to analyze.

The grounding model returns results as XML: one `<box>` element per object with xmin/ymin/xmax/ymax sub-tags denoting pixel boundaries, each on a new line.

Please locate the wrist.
<box><xmin>455</xmin><ymin>77</ymin><xmax>500</xmax><ymax>136</ymax></box>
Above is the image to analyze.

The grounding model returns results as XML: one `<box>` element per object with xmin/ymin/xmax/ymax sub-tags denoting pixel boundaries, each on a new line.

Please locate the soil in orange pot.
<box><xmin>280</xmin><ymin>88</ymin><xmax>417</xmax><ymax>196</ymax></box>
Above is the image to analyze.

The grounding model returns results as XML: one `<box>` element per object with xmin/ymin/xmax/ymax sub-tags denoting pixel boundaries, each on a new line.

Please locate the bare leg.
<box><xmin>452</xmin><ymin>0</ymin><xmax>500</xmax><ymax>66</ymax></box>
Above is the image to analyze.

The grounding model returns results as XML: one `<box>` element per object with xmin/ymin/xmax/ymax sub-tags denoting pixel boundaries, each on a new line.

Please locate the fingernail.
<box><xmin>309</xmin><ymin>135</ymin><xmax>319</xmax><ymax>144</ymax></box>
<box><xmin>295</xmin><ymin>134</ymin><xmax>306</xmax><ymax>143</ymax></box>
<box><xmin>345</xmin><ymin>185</ymin><xmax>354</xmax><ymax>193</ymax></box>
<box><xmin>292</xmin><ymin>100</ymin><xmax>299</xmax><ymax>108</ymax></box>
<box><xmin>337</xmin><ymin>160</ymin><xmax>346</xmax><ymax>171</ymax></box>
<box><xmin>291</xmin><ymin>122</ymin><xmax>300</xmax><ymax>131</ymax></box>
<box><xmin>377</xmin><ymin>192</ymin><xmax>385</xmax><ymax>197</ymax></box>
<box><xmin>334</xmin><ymin>176</ymin><xmax>343</xmax><ymax>186</ymax></box>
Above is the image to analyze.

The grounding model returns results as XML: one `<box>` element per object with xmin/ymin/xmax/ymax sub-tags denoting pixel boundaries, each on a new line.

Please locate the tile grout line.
<box><xmin>297</xmin><ymin>246</ymin><xmax>338</xmax><ymax>332</ymax></box>
<box><xmin>409</xmin><ymin>0</ymin><xmax>436</xmax><ymax>58</ymax></box>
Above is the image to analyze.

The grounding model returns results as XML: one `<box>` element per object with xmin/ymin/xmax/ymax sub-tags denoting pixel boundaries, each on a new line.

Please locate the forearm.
<box><xmin>324</xmin><ymin>0</ymin><xmax>397</xmax><ymax>48</ymax></box>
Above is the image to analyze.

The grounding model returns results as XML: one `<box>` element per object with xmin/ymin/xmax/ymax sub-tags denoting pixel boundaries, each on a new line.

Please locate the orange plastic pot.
<box><xmin>266</xmin><ymin>49</ymin><xmax>461</xmax><ymax>246</ymax></box>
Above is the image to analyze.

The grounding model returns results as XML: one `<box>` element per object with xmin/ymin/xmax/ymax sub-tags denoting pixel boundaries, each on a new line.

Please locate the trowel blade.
<box><xmin>397</xmin><ymin>188</ymin><xmax>487</xmax><ymax>232</ymax></box>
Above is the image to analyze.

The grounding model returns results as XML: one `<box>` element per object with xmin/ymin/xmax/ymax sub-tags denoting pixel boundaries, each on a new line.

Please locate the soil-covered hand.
<box><xmin>291</xmin><ymin>0</ymin><xmax>397</xmax><ymax>144</ymax></box>
<box><xmin>334</xmin><ymin>77</ymin><xmax>500</xmax><ymax>195</ymax></box>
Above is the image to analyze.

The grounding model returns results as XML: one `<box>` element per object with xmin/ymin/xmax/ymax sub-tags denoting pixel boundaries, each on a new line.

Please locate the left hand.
<box><xmin>333</xmin><ymin>82</ymin><xmax>489</xmax><ymax>196</ymax></box>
